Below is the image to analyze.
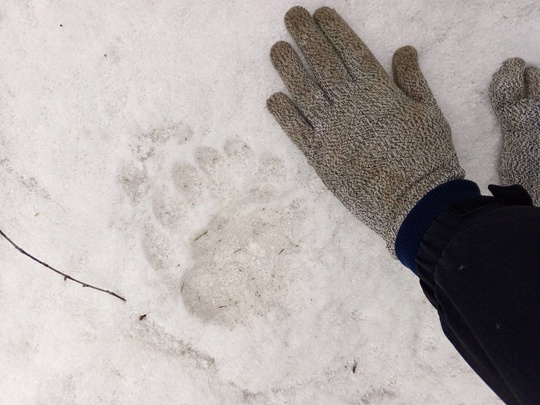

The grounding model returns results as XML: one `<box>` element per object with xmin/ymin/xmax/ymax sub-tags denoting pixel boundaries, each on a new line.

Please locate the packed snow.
<box><xmin>1</xmin><ymin>0</ymin><xmax>539</xmax><ymax>403</ymax></box>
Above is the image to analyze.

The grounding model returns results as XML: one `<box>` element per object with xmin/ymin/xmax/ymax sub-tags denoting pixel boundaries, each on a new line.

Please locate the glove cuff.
<box><xmin>395</xmin><ymin>179</ymin><xmax>481</xmax><ymax>273</ymax></box>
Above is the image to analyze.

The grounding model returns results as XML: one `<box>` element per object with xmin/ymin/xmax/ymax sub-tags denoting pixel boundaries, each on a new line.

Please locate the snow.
<box><xmin>1</xmin><ymin>0</ymin><xmax>538</xmax><ymax>403</ymax></box>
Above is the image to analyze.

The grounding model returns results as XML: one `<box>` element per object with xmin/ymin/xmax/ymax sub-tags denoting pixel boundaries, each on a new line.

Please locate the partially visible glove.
<box><xmin>267</xmin><ymin>6</ymin><xmax>465</xmax><ymax>256</ymax></box>
<box><xmin>490</xmin><ymin>58</ymin><xmax>540</xmax><ymax>206</ymax></box>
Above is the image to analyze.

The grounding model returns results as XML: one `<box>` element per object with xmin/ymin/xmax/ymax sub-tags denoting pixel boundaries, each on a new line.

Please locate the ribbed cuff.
<box><xmin>395</xmin><ymin>179</ymin><xmax>481</xmax><ymax>274</ymax></box>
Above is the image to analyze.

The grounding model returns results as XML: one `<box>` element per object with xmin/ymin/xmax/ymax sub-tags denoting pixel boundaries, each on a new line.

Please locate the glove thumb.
<box><xmin>392</xmin><ymin>45</ymin><xmax>437</xmax><ymax>106</ymax></box>
<box><xmin>489</xmin><ymin>58</ymin><xmax>525</xmax><ymax>110</ymax></box>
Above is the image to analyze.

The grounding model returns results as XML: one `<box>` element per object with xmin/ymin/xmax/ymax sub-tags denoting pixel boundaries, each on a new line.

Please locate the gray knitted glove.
<box><xmin>490</xmin><ymin>58</ymin><xmax>540</xmax><ymax>206</ymax></box>
<box><xmin>267</xmin><ymin>6</ymin><xmax>464</xmax><ymax>256</ymax></box>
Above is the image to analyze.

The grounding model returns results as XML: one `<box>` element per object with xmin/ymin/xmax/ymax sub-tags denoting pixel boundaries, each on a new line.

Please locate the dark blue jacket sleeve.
<box><xmin>397</xmin><ymin>182</ymin><xmax>539</xmax><ymax>405</ymax></box>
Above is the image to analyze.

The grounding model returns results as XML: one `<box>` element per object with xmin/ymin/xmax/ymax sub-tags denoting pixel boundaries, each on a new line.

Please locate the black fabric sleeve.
<box><xmin>416</xmin><ymin>185</ymin><xmax>540</xmax><ymax>405</ymax></box>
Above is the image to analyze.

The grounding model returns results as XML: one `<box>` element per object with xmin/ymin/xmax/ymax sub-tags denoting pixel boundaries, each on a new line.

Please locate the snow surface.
<box><xmin>1</xmin><ymin>0</ymin><xmax>538</xmax><ymax>403</ymax></box>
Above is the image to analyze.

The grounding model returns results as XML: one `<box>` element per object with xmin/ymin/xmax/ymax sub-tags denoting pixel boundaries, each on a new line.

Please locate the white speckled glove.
<box><xmin>490</xmin><ymin>58</ymin><xmax>540</xmax><ymax>206</ymax></box>
<box><xmin>267</xmin><ymin>6</ymin><xmax>464</xmax><ymax>256</ymax></box>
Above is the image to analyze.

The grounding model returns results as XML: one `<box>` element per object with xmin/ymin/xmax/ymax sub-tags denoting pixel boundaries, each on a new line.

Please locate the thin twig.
<box><xmin>0</xmin><ymin>228</ymin><xmax>126</xmax><ymax>302</ymax></box>
<box><xmin>194</xmin><ymin>230</ymin><xmax>208</xmax><ymax>241</ymax></box>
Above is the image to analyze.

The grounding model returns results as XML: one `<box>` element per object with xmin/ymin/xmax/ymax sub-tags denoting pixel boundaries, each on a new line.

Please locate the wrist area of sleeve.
<box><xmin>395</xmin><ymin>179</ymin><xmax>481</xmax><ymax>274</ymax></box>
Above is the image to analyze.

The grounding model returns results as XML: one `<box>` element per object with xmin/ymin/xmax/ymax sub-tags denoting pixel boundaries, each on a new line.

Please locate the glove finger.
<box><xmin>313</xmin><ymin>7</ymin><xmax>389</xmax><ymax>82</ymax></box>
<box><xmin>524</xmin><ymin>66</ymin><xmax>540</xmax><ymax>100</ymax></box>
<box><xmin>267</xmin><ymin>92</ymin><xmax>316</xmax><ymax>157</ymax></box>
<box><xmin>392</xmin><ymin>46</ymin><xmax>437</xmax><ymax>105</ymax></box>
<box><xmin>490</xmin><ymin>58</ymin><xmax>525</xmax><ymax>109</ymax></box>
<box><xmin>270</xmin><ymin>41</ymin><xmax>330</xmax><ymax>120</ymax></box>
<box><xmin>284</xmin><ymin>6</ymin><xmax>351</xmax><ymax>94</ymax></box>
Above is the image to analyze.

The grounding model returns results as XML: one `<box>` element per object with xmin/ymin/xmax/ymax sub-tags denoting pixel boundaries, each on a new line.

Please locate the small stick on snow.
<box><xmin>0</xmin><ymin>228</ymin><xmax>126</xmax><ymax>302</ymax></box>
<box><xmin>194</xmin><ymin>230</ymin><xmax>208</xmax><ymax>241</ymax></box>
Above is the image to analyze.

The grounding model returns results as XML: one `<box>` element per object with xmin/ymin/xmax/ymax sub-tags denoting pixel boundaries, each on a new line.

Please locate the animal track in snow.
<box><xmin>119</xmin><ymin>123</ymin><xmax>309</xmax><ymax>329</ymax></box>
<box><xmin>181</xmin><ymin>186</ymin><xmax>305</xmax><ymax>328</ymax></box>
